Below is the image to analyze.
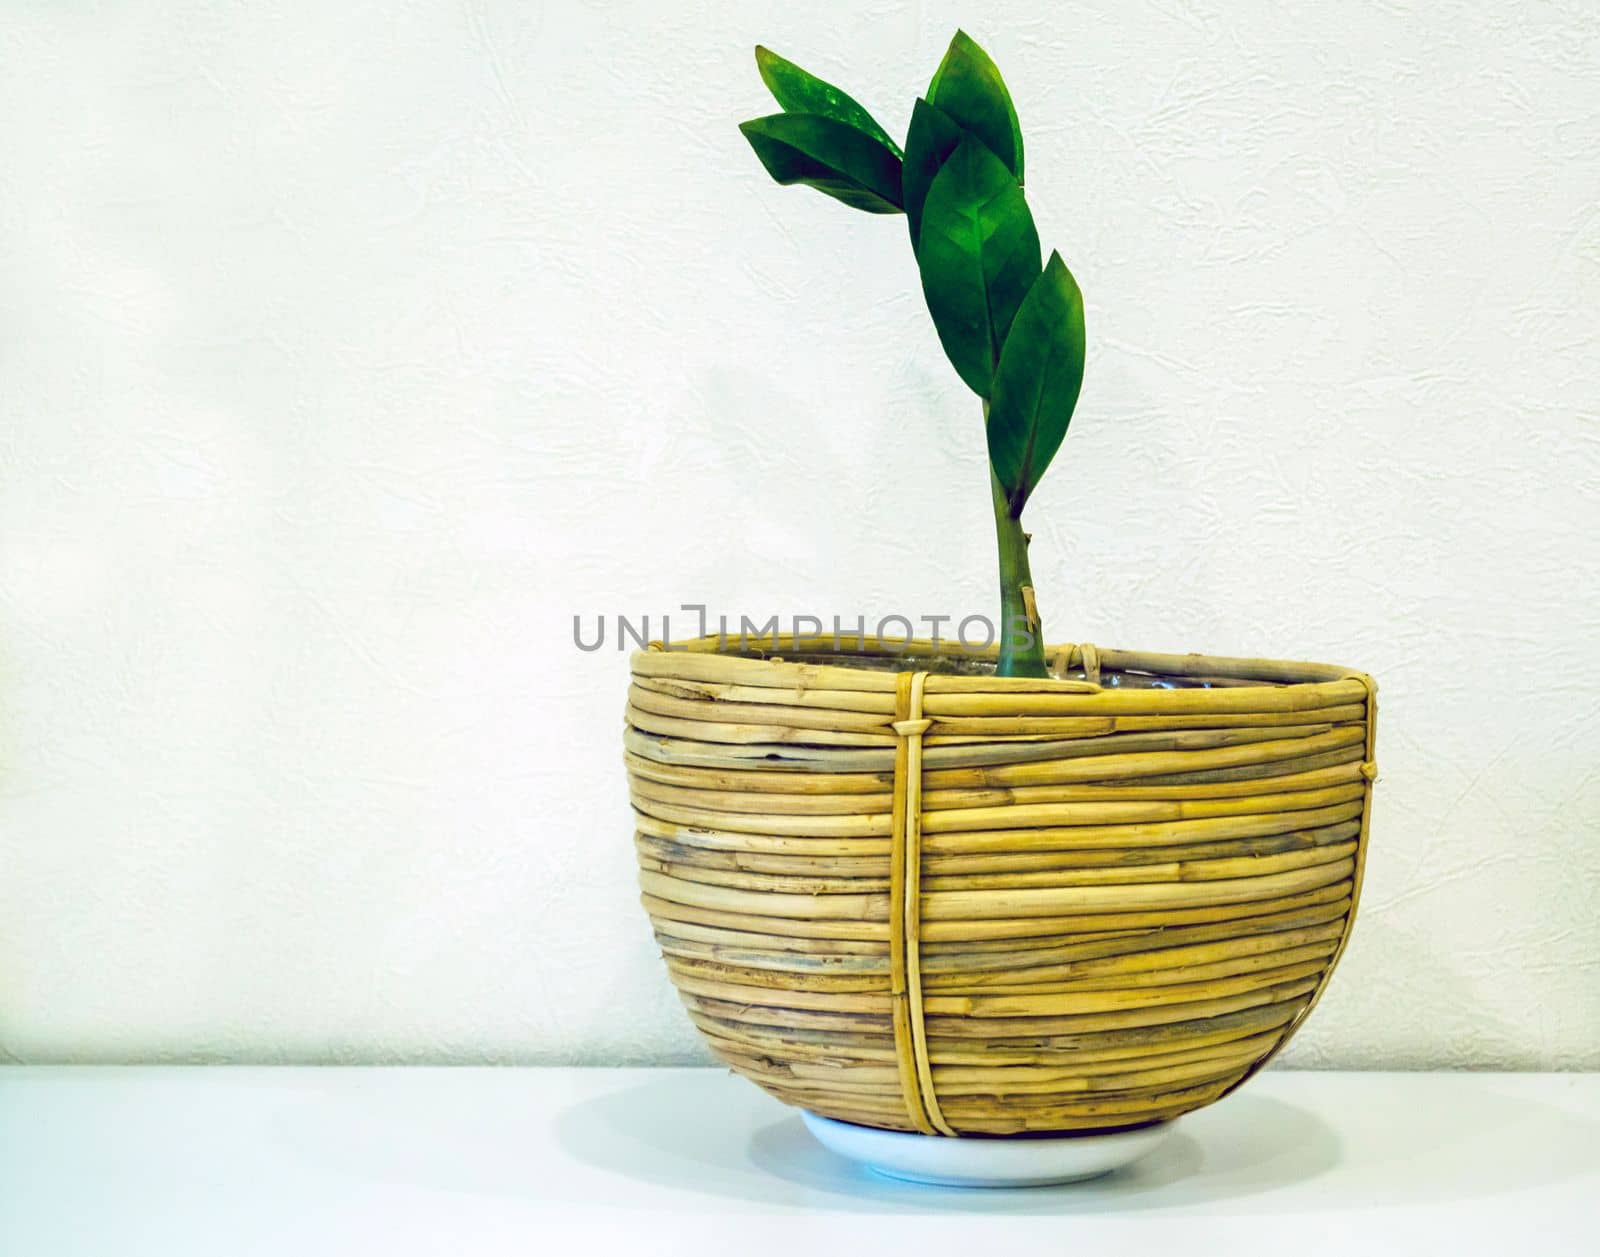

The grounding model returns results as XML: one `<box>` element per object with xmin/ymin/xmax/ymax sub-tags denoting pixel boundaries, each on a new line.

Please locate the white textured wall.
<box><xmin>1</xmin><ymin>1</ymin><xmax>1596</xmax><ymax>1068</ymax></box>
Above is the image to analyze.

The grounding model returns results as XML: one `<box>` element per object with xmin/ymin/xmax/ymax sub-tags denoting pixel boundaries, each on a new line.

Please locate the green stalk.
<box><xmin>990</xmin><ymin>463</ymin><xmax>1047</xmax><ymax>678</ymax></box>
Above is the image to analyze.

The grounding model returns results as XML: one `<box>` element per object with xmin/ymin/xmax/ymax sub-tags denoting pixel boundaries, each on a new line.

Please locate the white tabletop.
<box><xmin>1</xmin><ymin>1067</ymin><xmax>1595</xmax><ymax>1255</ymax></box>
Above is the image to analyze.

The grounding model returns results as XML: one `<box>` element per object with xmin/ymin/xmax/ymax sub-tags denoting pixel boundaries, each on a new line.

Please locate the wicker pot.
<box><xmin>626</xmin><ymin>634</ymin><xmax>1376</xmax><ymax>1136</ymax></box>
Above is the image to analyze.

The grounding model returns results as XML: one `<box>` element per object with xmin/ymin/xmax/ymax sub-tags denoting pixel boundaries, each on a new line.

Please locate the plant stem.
<box><xmin>990</xmin><ymin>466</ymin><xmax>1048</xmax><ymax>678</ymax></box>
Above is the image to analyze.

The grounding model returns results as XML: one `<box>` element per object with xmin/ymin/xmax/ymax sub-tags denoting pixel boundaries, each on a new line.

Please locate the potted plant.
<box><xmin>625</xmin><ymin>32</ymin><xmax>1377</xmax><ymax>1186</ymax></box>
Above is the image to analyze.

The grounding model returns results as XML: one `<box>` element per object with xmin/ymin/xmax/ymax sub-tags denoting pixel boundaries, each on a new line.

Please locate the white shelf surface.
<box><xmin>1</xmin><ymin>1068</ymin><xmax>1596</xmax><ymax>1255</ymax></box>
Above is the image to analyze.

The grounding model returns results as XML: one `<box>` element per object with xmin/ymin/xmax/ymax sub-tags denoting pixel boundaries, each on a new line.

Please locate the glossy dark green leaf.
<box><xmin>928</xmin><ymin>30</ymin><xmax>1024</xmax><ymax>182</ymax></box>
<box><xmin>902</xmin><ymin>98</ymin><xmax>966</xmax><ymax>254</ymax></box>
<box><xmin>986</xmin><ymin>251</ymin><xmax>1086</xmax><ymax>512</ymax></box>
<box><xmin>755</xmin><ymin>45</ymin><xmax>902</xmax><ymax>157</ymax></box>
<box><xmin>739</xmin><ymin>113</ymin><xmax>904</xmax><ymax>214</ymax></box>
<box><xmin>916</xmin><ymin>135</ymin><xmax>1041</xmax><ymax>396</ymax></box>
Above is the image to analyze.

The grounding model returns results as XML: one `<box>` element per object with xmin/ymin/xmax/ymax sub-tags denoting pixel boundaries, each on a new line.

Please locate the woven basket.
<box><xmin>626</xmin><ymin>634</ymin><xmax>1376</xmax><ymax>1136</ymax></box>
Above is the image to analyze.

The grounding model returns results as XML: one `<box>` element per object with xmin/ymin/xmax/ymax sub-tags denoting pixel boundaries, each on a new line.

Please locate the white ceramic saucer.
<box><xmin>801</xmin><ymin>1111</ymin><xmax>1175</xmax><ymax>1188</ymax></box>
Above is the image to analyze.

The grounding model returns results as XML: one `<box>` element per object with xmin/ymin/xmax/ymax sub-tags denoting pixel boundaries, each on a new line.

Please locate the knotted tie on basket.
<box><xmin>888</xmin><ymin>669</ymin><xmax>952</xmax><ymax>1135</ymax></box>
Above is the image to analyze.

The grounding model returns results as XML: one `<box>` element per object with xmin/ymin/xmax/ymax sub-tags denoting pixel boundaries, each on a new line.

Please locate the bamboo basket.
<box><xmin>627</xmin><ymin>633</ymin><xmax>1377</xmax><ymax>1136</ymax></box>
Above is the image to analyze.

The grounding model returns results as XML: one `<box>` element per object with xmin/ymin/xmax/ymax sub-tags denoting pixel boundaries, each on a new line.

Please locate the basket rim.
<box><xmin>635</xmin><ymin>632</ymin><xmax>1372</xmax><ymax>695</ymax></box>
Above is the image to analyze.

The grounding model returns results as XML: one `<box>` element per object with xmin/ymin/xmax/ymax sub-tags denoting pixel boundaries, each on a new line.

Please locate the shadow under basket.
<box><xmin>626</xmin><ymin>634</ymin><xmax>1377</xmax><ymax>1137</ymax></box>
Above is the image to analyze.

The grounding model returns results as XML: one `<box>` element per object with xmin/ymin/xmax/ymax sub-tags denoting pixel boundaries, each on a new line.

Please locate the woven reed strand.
<box><xmin>628</xmin><ymin>635</ymin><xmax>1377</xmax><ymax>1136</ymax></box>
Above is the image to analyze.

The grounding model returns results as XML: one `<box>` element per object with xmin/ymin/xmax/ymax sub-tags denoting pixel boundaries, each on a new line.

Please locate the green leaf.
<box><xmin>902</xmin><ymin>98</ymin><xmax>966</xmax><ymax>254</ymax></box>
<box><xmin>928</xmin><ymin>30</ymin><xmax>1024</xmax><ymax>182</ymax></box>
<box><xmin>755</xmin><ymin>46</ymin><xmax>903</xmax><ymax>158</ymax></box>
<box><xmin>986</xmin><ymin>252</ymin><xmax>1086</xmax><ymax>512</ymax></box>
<box><xmin>916</xmin><ymin>135</ymin><xmax>1041</xmax><ymax>396</ymax></box>
<box><xmin>739</xmin><ymin>114</ymin><xmax>904</xmax><ymax>214</ymax></box>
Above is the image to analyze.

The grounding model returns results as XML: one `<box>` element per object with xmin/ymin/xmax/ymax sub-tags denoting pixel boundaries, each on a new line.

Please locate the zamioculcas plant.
<box><xmin>627</xmin><ymin>39</ymin><xmax>1378</xmax><ymax>1165</ymax></box>
<box><xmin>740</xmin><ymin>31</ymin><xmax>1085</xmax><ymax>678</ymax></box>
